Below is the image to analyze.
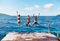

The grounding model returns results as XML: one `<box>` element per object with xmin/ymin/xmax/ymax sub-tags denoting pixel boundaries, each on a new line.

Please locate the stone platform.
<box><xmin>1</xmin><ymin>32</ymin><xmax>58</xmax><ymax>41</ymax></box>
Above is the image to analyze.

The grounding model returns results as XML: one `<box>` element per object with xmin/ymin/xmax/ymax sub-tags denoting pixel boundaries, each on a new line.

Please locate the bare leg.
<box><xmin>26</xmin><ymin>23</ymin><xmax>28</xmax><ymax>26</ymax></box>
<box><xmin>28</xmin><ymin>23</ymin><xmax>30</xmax><ymax>25</ymax></box>
<box><xmin>37</xmin><ymin>22</ymin><xmax>40</xmax><ymax>26</ymax></box>
<box><xmin>32</xmin><ymin>22</ymin><xmax>35</xmax><ymax>26</ymax></box>
<box><xmin>26</xmin><ymin>22</ymin><xmax>30</xmax><ymax>26</ymax></box>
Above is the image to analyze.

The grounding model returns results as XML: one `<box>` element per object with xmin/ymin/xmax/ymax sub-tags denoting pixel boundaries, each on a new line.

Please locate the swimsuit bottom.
<box><xmin>28</xmin><ymin>22</ymin><xmax>30</xmax><ymax>24</ymax></box>
<box><xmin>34</xmin><ymin>22</ymin><xmax>38</xmax><ymax>24</ymax></box>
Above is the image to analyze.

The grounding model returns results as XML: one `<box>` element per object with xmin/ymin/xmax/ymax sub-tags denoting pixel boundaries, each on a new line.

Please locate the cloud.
<box><xmin>0</xmin><ymin>5</ymin><xmax>40</xmax><ymax>16</ymax></box>
<box><xmin>44</xmin><ymin>3</ymin><xmax>54</xmax><ymax>9</ymax></box>
<box><xmin>0</xmin><ymin>6</ymin><xmax>17</xmax><ymax>16</ymax></box>
<box><xmin>34</xmin><ymin>5</ymin><xmax>40</xmax><ymax>9</ymax></box>
<box><xmin>57</xmin><ymin>8</ymin><xmax>60</xmax><ymax>10</ymax></box>
<box><xmin>22</xmin><ymin>5</ymin><xmax>40</xmax><ymax>16</ymax></box>
<box><xmin>25</xmin><ymin>7</ymin><xmax>33</xmax><ymax>11</ymax></box>
<box><xmin>25</xmin><ymin>5</ymin><xmax>40</xmax><ymax>11</ymax></box>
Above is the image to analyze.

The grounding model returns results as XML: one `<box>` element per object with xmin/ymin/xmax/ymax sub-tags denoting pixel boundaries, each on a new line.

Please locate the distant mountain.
<box><xmin>0</xmin><ymin>13</ymin><xmax>13</xmax><ymax>19</ymax></box>
<box><xmin>0</xmin><ymin>13</ymin><xmax>10</xmax><ymax>16</ymax></box>
<box><xmin>56</xmin><ymin>14</ymin><xmax>60</xmax><ymax>16</ymax></box>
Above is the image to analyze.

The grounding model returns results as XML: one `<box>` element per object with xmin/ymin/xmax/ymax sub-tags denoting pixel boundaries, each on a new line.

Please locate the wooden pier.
<box><xmin>1</xmin><ymin>32</ymin><xmax>59</xmax><ymax>41</ymax></box>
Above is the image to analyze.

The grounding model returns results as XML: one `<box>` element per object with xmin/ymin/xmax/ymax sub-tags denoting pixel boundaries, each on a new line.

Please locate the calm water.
<box><xmin>0</xmin><ymin>16</ymin><xmax>60</xmax><ymax>40</ymax></box>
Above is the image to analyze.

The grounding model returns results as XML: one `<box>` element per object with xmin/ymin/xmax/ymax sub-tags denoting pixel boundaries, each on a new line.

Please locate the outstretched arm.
<box><xmin>37</xmin><ymin>13</ymin><xmax>40</xmax><ymax>18</ymax></box>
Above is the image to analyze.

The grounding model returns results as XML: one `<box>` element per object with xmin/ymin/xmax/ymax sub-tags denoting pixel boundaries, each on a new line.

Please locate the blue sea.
<box><xmin>0</xmin><ymin>16</ymin><xmax>60</xmax><ymax>40</ymax></box>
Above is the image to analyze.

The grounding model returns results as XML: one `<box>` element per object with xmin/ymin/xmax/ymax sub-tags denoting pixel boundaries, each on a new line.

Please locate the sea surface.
<box><xmin>0</xmin><ymin>16</ymin><xmax>60</xmax><ymax>40</ymax></box>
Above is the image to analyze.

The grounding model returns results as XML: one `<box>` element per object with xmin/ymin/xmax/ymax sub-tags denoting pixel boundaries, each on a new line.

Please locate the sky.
<box><xmin>0</xmin><ymin>0</ymin><xmax>60</xmax><ymax>16</ymax></box>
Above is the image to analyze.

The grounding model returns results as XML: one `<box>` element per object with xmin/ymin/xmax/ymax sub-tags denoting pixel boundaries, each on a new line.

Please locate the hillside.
<box><xmin>56</xmin><ymin>14</ymin><xmax>60</xmax><ymax>16</ymax></box>
<box><xmin>0</xmin><ymin>13</ymin><xmax>13</xmax><ymax>19</ymax></box>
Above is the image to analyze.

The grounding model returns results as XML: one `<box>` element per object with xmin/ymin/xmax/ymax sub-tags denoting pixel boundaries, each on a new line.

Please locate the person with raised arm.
<box><xmin>26</xmin><ymin>15</ymin><xmax>30</xmax><ymax>26</ymax></box>
<box><xmin>17</xmin><ymin>11</ymin><xmax>20</xmax><ymax>26</ymax></box>
<box><xmin>32</xmin><ymin>13</ymin><xmax>40</xmax><ymax>26</ymax></box>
